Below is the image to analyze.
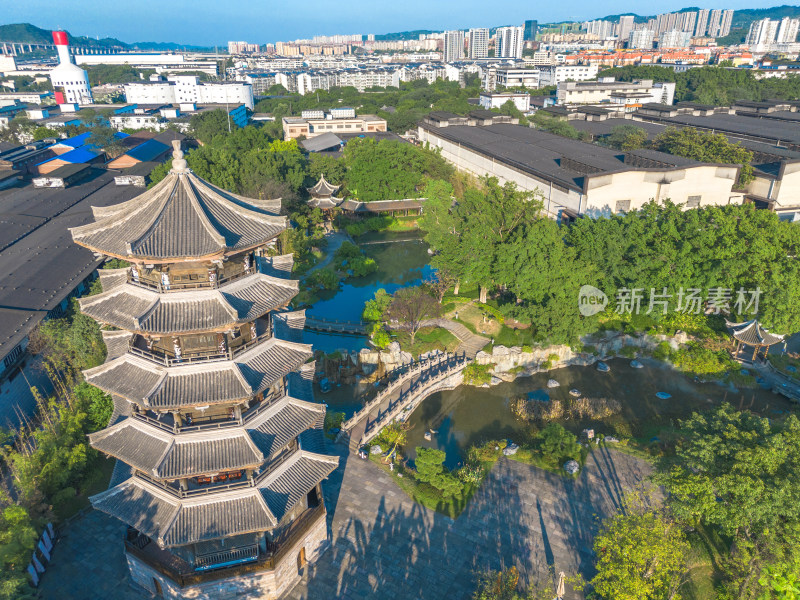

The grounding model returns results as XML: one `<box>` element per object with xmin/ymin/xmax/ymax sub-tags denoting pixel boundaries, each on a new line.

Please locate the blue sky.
<box><xmin>4</xmin><ymin>0</ymin><xmax>781</xmax><ymax>45</ymax></box>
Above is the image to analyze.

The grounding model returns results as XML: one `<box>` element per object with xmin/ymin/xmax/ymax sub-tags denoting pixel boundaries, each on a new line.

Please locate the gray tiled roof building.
<box><xmin>73</xmin><ymin>142</ymin><xmax>337</xmax><ymax>598</ymax></box>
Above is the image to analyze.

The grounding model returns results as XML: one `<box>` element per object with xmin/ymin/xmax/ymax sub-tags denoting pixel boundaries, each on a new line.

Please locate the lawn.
<box><xmin>392</xmin><ymin>326</ymin><xmax>460</xmax><ymax>357</ymax></box>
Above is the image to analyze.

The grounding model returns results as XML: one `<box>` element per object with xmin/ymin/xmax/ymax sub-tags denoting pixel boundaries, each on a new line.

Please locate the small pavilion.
<box><xmin>307</xmin><ymin>175</ymin><xmax>342</xmax><ymax>210</ymax></box>
<box><xmin>726</xmin><ymin>319</ymin><xmax>785</xmax><ymax>363</ymax></box>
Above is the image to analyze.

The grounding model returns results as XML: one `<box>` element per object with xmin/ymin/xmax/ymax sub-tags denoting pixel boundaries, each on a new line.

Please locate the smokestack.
<box><xmin>52</xmin><ymin>31</ymin><xmax>72</xmax><ymax>66</ymax></box>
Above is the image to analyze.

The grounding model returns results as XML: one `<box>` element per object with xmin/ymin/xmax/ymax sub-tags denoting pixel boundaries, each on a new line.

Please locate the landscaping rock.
<box><xmin>564</xmin><ymin>460</ymin><xmax>580</xmax><ymax>475</ymax></box>
<box><xmin>604</xmin><ymin>436</ymin><xmax>619</xmax><ymax>443</ymax></box>
<box><xmin>370</xmin><ymin>445</ymin><xmax>383</xmax><ymax>455</ymax></box>
<box><xmin>503</xmin><ymin>443</ymin><xmax>519</xmax><ymax>456</ymax></box>
<box><xmin>388</xmin><ymin>341</ymin><xmax>402</xmax><ymax>353</ymax></box>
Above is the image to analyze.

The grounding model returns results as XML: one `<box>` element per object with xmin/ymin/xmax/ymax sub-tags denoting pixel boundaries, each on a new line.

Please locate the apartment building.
<box><xmin>537</xmin><ymin>64</ymin><xmax>599</xmax><ymax>86</ymax></box>
<box><xmin>468</xmin><ymin>28</ymin><xmax>490</xmax><ymax>59</ymax></box>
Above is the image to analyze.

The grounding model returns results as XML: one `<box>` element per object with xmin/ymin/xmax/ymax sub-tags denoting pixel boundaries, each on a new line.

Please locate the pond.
<box><xmin>403</xmin><ymin>357</ymin><xmax>794</xmax><ymax>469</ymax></box>
<box><xmin>303</xmin><ymin>230</ymin><xmax>433</xmax><ymax>354</ymax></box>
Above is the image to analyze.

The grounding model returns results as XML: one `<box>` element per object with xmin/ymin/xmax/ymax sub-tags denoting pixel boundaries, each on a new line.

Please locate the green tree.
<box><xmin>0</xmin><ymin>504</ymin><xmax>39</xmax><ymax>600</ymax></box>
<box><xmin>538</xmin><ymin>424</ymin><xmax>580</xmax><ymax>465</ymax></box>
<box><xmin>656</xmin><ymin>405</ymin><xmax>800</xmax><ymax>599</ymax></box>
<box><xmin>589</xmin><ymin>488</ymin><xmax>690</xmax><ymax>600</ymax></box>
<box><xmin>362</xmin><ymin>289</ymin><xmax>392</xmax><ymax>322</ymax></box>
<box><xmin>190</xmin><ymin>109</ymin><xmax>236</xmax><ymax>144</ymax></box>
<box><xmin>652</xmin><ymin>127</ymin><xmax>755</xmax><ymax>186</ymax></box>
<box><xmin>414</xmin><ymin>447</ymin><xmax>462</xmax><ymax>497</ymax></box>
<box><xmin>386</xmin><ymin>286</ymin><xmax>441</xmax><ymax>345</ymax></box>
<box><xmin>606</xmin><ymin>124</ymin><xmax>648</xmax><ymax>150</ymax></box>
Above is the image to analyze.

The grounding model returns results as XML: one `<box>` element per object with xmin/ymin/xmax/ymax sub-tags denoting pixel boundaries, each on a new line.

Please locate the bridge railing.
<box><xmin>357</xmin><ymin>357</ymin><xmax>469</xmax><ymax>447</ymax></box>
<box><xmin>337</xmin><ymin>352</ymin><xmax>468</xmax><ymax>443</ymax></box>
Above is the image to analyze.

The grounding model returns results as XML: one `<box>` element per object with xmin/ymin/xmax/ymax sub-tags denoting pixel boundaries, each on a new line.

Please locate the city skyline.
<box><xmin>3</xmin><ymin>0</ymin><xmax>784</xmax><ymax>46</ymax></box>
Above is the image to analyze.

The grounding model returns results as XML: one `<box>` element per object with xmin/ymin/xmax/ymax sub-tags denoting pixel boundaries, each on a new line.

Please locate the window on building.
<box><xmin>615</xmin><ymin>199</ymin><xmax>631</xmax><ymax>214</ymax></box>
<box><xmin>686</xmin><ymin>195</ymin><xmax>701</xmax><ymax>208</ymax></box>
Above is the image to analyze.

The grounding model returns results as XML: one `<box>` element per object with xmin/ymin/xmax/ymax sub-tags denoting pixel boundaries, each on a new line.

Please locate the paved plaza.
<box><xmin>39</xmin><ymin>446</ymin><xmax>652</xmax><ymax>600</ymax></box>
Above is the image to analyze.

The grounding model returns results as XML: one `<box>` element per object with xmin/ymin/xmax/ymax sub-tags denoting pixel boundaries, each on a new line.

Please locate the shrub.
<box><xmin>620</xmin><ymin>345</ymin><xmax>637</xmax><ymax>358</ymax></box>
<box><xmin>538</xmin><ymin>424</ymin><xmax>581</xmax><ymax>466</ymax></box>
<box><xmin>462</xmin><ymin>362</ymin><xmax>493</xmax><ymax>385</ymax></box>
<box><xmin>324</xmin><ymin>411</ymin><xmax>345</xmax><ymax>432</ymax></box>
<box><xmin>414</xmin><ymin>447</ymin><xmax>462</xmax><ymax>497</ymax></box>
<box><xmin>653</xmin><ymin>341</ymin><xmax>672</xmax><ymax>361</ymax></box>
<box><xmin>372</xmin><ymin>328</ymin><xmax>391</xmax><ymax>349</ymax></box>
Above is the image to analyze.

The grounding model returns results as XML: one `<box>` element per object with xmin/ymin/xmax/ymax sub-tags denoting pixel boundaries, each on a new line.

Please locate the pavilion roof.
<box><xmin>79</xmin><ymin>270</ymin><xmax>298</xmax><ymax>334</ymax></box>
<box><xmin>71</xmin><ymin>153</ymin><xmax>286</xmax><ymax>260</ymax></box>
<box><xmin>83</xmin><ymin>337</ymin><xmax>313</xmax><ymax>409</ymax></box>
<box><xmin>726</xmin><ymin>319</ymin><xmax>785</xmax><ymax>347</ymax></box>
<box><xmin>88</xmin><ymin>396</ymin><xmax>324</xmax><ymax>479</ymax></box>
<box><xmin>307</xmin><ymin>175</ymin><xmax>339</xmax><ymax>198</ymax></box>
<box><xmin>90</xmin><ymin>450</ymin><xmax>338</xmax><ymax>547</ymax></box>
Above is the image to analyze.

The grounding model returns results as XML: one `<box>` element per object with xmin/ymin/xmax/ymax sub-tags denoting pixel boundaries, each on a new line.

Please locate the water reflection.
<box><xmin>307</xmin><ymin>231</ymin><xmax>433</xmax><ymax>323</ymax></box>
<box><xmin>405</xmin><ymin>357</ymin><xmax>796</xmax><ymax>469</ymax></box>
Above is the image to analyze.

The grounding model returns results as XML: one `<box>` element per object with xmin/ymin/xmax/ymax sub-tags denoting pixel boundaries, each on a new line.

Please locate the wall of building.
<box><xmin>584</xmin><ymin>165</ymin><xmax>742</xmax><ymax>217</ymax></box>
<box><xmin>127</xmin><ymin>512</ymin><xmax>329</xmax><ymax>600</ymax></box>
<box><xmin>419</xmin><ymin>125</ymin><xmax>743</xmax><ymax>218</ymax></box>
<box><xmin>418</xmin><ymin>125</ymin><xmax>581</xmax><ymax>217</ymax></box>
<box><xmin>771</xmin><ymin>162</ymin><xmax>800</xmax><ymax>208</ymax></box>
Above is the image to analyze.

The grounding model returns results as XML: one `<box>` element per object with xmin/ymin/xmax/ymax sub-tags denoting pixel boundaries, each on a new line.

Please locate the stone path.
<box><xmin>420</xmin><ymin>318</ymin><xmax>489</xmax><ymax>358</ymax></box>
<box><xmin>306</xmin><ymin>230</ymin><xmax>351</xmax><ymax>274</ymax></box>
<box><xmin>38</xmin><ymin>446</ymin><xmax>652</xmax><ymax>600</ymax></box>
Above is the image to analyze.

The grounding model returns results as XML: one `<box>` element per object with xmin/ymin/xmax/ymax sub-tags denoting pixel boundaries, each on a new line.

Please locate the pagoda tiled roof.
<box><xmin>90</xmin><ymin>450</ymin><xmax>338</xmax><ymax>547</ymax></box>
<box><xmin>307</xmin><ymin>175</ymin><xmax>339</xmax><ymax>198</ymax></box>
<box><xmin>83</xmin><ymin>337</ymin><xmax>313</xmax><ymax>409</ymax></box>
<box><xmin>88</xmin><ymin>395</ymin><xmax>325</xmax><ymax>479</ymax></box>
<box><xmin>71</xmin><ymin>170</ymin><xmax>287</xmax><ymax>260</ymax></box>
<box><xmin>726</xmin><ymin>319</ymin><xmax>785</xmax><ymax>347</ymax></box>
<box><xmin>78</xmin><ymin>272</ymin><xmax>298</xmax><ymax>334</ymax></box>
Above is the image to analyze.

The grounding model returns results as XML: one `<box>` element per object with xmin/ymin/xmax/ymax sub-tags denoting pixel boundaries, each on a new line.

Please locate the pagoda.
<box><xmin>306</xmin><ymin>175</ymin><xmax>342</xmax><ymax>210</ymax></box>
<box><xmin>71</xmin><ymin>142</ymin><xmax>338</xmax><ymax>599</ymax></box>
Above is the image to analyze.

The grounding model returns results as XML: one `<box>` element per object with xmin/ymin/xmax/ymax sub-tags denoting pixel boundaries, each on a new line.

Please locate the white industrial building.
<box><xmin>124</xmin><ymin>76</ymin><xmax>254</xmax><ymax>110</ymax></box>
<box><xmin>418</xmin><ymin>116</ymin><xmax>743</xmax><ymax>220</ymax></box>
<box><xmin>537</xmin><ymin>65</ymin><xmax>599</xmax><ymax>87</ymax></box>
<box><xmin>556</xmin><ymin>78</ymin><xmax>676</xmax><ymax>110</ymax></box>
<box><xmin>479</xmin><ymin>92</ymin><xmax>530</xmax><ymax>112</ymax></box>
<box><xmin>49</xmin><ymin>31</ymin><xmax>93</xmax><ymax>105</ymax></box>
<box><xmin>75</xmin><ymin>53</ymin><xmax>219</xmax><ymax>76</ymax></box>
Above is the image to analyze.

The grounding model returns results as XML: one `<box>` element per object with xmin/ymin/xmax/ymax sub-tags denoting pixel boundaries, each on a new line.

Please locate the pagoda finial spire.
<box><xmin>171</xmin><ymin>140</ymin><xmax>188</xmax><ymax>173</ymax></box>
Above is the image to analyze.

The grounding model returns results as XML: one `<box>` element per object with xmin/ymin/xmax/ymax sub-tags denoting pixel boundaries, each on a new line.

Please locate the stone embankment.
<box><xmin>475</xmin><ymin>330</ymin><xmax>689</xmax><ymax>383</ymax></box>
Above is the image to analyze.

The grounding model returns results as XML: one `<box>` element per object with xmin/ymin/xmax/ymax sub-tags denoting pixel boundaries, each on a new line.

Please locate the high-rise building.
<box><xmin>49</xmin><ymin>31</ymin><xmax>93</xmax><ymax>105</ymax></box>
<box><xmin>695</xmin><ymin>9</ymin><xmax>710</xmax><ymax>37</ymax></box>
<box><xmin>660</xmin><ymin>29</ymin><xmax>693</xmax><ymax>48</ymax></box>
<box><xmin>443</xmin><ymin>30</ymin><xmax>465</xmax><ymax>62</ymax></box>
<box><xmin>629</xmin><ymin>28</ymin><xmax>655</xmax><ymax>49</ymax></box>
<box><xmin>524</xmin><ymin>20</ymin><xmax>539</xmax><ymax>41</ymax></box>
<box><xmin>496</xmin><ymin>26</ymin><xmax>524</xmax><ymax>59</ymax></box>
<box><xmin>746</xmin><ymin>18</ymin><xmax>780</xmax><ymax>46</ymax></box>
<box><xmin>708</xmin><ymin>9</ymin><xmax>734</xmax><ymax>37</ymax></box>
<box><xmin>677</xmin><ymin>11</ymin><xmax>697</xmax><ymax>34</ymax></box>
<box><xmin>618</xmin><ymin>16</ymin><xmax>635</xmax><ymax>42</ymax></box>
<box><xmin>585</xmin><ymin>20</ymin><xmax>614</xmax><ymax>39</ymax></box>
<box><xmin>468</xmin><ymin>28</ymin><xmax>489</xmax><ymax>59</ymax></box>
<box><xmin>74</xmin><ymin>142</ymin><xmax>338</xmax><ymax>599</ymax></box>
<box><xmin>228</xmin><ymin>41</ymin><xmax>260</xmax><ymax>54</ymax></box>
<box><xmin>777</xmin><ymin>17</ymin><xmax>800</xmax><ymax>43</ymax></box>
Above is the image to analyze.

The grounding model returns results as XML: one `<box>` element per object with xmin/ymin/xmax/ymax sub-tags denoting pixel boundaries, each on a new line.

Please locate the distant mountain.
<box><xmin>0</xmin><ymin>23</ymin><xmax>213</xmax><ymax>52</ymax></box>
<box><xmin>128</xmin><ymin>41</ymin><xmax>217</xmax><ymax>52</ymax></box>
<box><xmin>375</xmin><ymin>30</ymin><xmax>438</xmax><ymax>41</ymax></box>
<box><xmin>0</xmin><ymin>23</ymin><xmax>127</xmax><ymax>48</ymax></box>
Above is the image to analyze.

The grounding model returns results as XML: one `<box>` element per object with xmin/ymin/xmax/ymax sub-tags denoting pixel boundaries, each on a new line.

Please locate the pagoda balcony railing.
<box><xmin>124</xmin><ymin>502</ymin><xmax>326</xmax><ymax>587</ymax></box>
<box><xmin>128</xmin><ymin>329</ymin><xmax>273</xmax><ymax>368</ymax></box>
<box><xmin>131</xmin><ymin>443</ymin><xmax>298</xmax><ymax>499</ymax></box>
<box><xmin>129</xmin><ymin>384</ymin><xmax>287</xmax><ymax>434</ymax></box>
<box><xmin>127</xmin><ymin>267</ymin><xmax>252</xmax><ymax>293</ymax></box>
<box><xmin>194</xmin><ymin>544</ymin><xmax>260</xmax><ymax>571</ymax></box>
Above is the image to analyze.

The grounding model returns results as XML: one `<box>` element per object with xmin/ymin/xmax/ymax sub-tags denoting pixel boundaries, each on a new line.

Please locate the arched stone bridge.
<box><xmin>336</xmin><ymin>353</ymin><xmax>470</xmax><ymax>452</ymax></box>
